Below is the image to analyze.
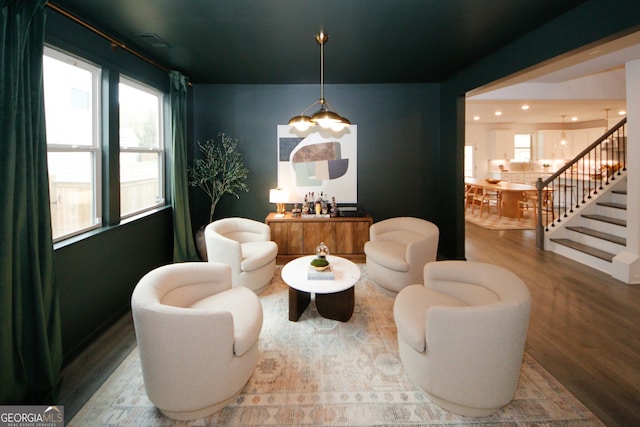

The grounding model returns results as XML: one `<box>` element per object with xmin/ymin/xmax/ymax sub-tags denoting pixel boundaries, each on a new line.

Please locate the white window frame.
<box><xmin>513</xmin><ymin>133</ymin><xmax>532</xmax><ymax>162</ymax></box>
<box><xmin>44</xmin><ymin>46</ymin><xmax>102</xmax><ymax>242</ymax></box>
<box><xmin>118</xmin><ymin>76</ymin><xmax>166</xmax><ymax>219</ymax></box>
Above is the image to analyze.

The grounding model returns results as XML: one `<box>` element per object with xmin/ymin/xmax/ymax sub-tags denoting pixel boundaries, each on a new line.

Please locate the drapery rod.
<box><xmin>46</xmin><ymin>2</ymin><xmax>190</xmax><ymax>83</ymax></box>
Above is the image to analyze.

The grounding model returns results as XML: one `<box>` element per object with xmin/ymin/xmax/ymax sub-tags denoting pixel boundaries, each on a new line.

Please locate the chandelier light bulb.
<box><xmin>294</xmin><ymin>121</ymin><xmax>312</xmax><ymax>131</ymax></box>
<box><xmin>289</xmin><ymin>115</ymin><xmax>313</xmax><ymax>131</ymax></box>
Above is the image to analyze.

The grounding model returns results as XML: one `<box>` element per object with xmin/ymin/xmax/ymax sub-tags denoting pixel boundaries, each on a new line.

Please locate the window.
<box><xmin>43</xmin><ymin>47</ymin><xmax>101</xmax><ymax>241</ymax></box>
<box><xmin>514</xmin><ymin>134</ymin><xmax>532</xmax><ymax>162</ymax></box>
<box><xmin>464</xmin><ymin>145</ymin><xmax>474</xmax><ymax>177</ymax></box>
<box><xmin>44</xmin><ymin>47</ymin><xmax>168</xmax><ymax>242</ymax></box>
<box><xmin>118</xmin><ymin>78</ymin><xmax>165</xmax><ymax>218</ymax></box>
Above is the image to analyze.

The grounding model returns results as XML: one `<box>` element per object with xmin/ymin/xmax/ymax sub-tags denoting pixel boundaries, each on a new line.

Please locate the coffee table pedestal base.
<box><xmin>288</xmin><ymin>286</ymin><xmax>354</xmax><ymax>322</ymax></box>
<box><xmin>289</xmin><ymin>287</ymin><xmax>311</xmax><ymax>321</ymax></box>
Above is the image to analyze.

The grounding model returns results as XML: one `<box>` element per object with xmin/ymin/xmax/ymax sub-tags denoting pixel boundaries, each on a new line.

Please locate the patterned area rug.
<box><xmin>465</xmin><ymin>210</ymin><xmax>535</xmax><ymax>230</ymax></box>
<box><xmin>70</xmin><ymin>266</ymin><xmax>602</xmax><ymax>426</ymax></box>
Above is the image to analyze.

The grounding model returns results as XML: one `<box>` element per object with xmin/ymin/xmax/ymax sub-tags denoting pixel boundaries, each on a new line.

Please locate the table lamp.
<box><xmin>269</xmin><ymin>188</ymin><xmax>289</xmax><ymax>217</ymax></box>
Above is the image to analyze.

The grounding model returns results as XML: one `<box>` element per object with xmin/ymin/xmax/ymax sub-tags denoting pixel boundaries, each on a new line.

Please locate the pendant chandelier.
<box><xmin>288</xmin><ymin>31</ymin><xmax>351</xmax><ymax>132</ymax></box>
<box><xmin>560</xmin><ymin>115</ymin><xmax>567</xmax><ymax>146</ymax></box>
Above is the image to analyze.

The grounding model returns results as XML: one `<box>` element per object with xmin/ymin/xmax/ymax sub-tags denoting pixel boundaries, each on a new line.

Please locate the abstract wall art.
<box><xmin>277</xmin><ymin>125</ymin><xmax>357</xmax><ymax>203</ymax></box>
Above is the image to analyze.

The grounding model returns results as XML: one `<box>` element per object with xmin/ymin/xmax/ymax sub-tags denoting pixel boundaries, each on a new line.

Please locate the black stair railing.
<box><xmin>535</xmin><ymin>117</ymin><xmax>627</xmax><ymax>249</ymax></box>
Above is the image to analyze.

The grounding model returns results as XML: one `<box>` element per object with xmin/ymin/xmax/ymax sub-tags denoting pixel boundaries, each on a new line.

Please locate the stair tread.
<box><xmin>550</xmin><ymin>238</ymin><xmax>615</xmax><ymax>262</ymax></box>
<box><xmin>597</xmin><ymin>201</ymin><xmax>627</xmax><ymax>210</ymax></box>
<box><xmin>612</xmin><ymin>189</ymin><xmax>627</xmax><ymax>195</ymax></box>
<box><xmin>565</xmin><ymin>226</ymin><xmax>626</xmax><ymax>246</ymax></box>
<box><xmin>581</xmin><ymin>214</ymin><xmax>627</xmax><ymax>227</ymax></box>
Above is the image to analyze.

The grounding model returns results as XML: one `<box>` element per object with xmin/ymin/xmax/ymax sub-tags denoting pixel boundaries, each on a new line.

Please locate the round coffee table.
<box><xmin>281</xmin><ymin>255</ymin><xmax>361</xmax><ymax>322</ymax></box>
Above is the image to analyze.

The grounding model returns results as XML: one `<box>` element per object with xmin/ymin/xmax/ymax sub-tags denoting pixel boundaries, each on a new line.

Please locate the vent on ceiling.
<box><xmin>134</xmin><ymin>32</ymin><xmax>169</xmax><ymax>48</ymax></box>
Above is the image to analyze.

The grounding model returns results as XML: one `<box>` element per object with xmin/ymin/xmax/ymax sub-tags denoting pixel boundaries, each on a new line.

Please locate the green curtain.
<box><xmin>169</xmin><ymin>70</ymin><xmax>199</xmax><ymax>262</ymax></box>
<box><xmin>0</xmin><ymin>0</ymin><xmax>63</xmax><ymax>403</ymax></box>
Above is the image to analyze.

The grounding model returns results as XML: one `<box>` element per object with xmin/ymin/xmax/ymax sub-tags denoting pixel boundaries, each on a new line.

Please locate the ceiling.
<box><xmin>466</xmin><ymin>31</ymin><xmax>640</xmax><ymax>126</ymax></box>
<box><xmin>49</xmin><ymin>0</ymin><xmax>637</xmax><ymax>126</ymax></box>
<box><xmin>50</xmin><ymin>0</ymin><xmax>588</xmax><ymax>84</ymax></box>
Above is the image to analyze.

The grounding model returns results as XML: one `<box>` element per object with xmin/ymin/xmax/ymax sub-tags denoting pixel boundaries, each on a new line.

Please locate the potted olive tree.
<box><xmin>189</xmin><ymin>132</ymin><xmax>249</xmax><ymax>259</ymax></box>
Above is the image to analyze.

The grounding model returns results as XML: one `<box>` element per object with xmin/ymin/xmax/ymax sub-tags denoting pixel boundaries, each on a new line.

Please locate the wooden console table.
<box><xmin>265</xmin><ymin>212</ymin><xmax>373</xmax><ymax>264</ymax></box>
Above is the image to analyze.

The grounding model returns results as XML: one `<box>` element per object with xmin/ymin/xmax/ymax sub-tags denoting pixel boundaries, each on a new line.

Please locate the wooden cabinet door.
<box><xmin>302</xmin><ymin>222</ymin><xmax>335</xmax><ymax>255</ymax></box>
<box><xmin>270</xmin><ymin>221</ymin><xmax>303</xmax><ymax>255</ymax></box>
<box><xmin>335</xmin><ymin>221</ymin><xmax>370</xmax><ymax>254</ymax></box>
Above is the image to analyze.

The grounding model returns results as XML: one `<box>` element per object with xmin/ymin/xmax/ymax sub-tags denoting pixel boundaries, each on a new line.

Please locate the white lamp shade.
<box><xmin>269</xmin><ymin>188</ymin><xmax>289</xmax><ymax>203</ymax></box>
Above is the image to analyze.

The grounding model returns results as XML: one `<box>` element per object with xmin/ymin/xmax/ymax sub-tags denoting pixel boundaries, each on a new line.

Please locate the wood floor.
<box><xmin>58</xmin><ymin>223</ymin><xmax>640</xmax><ymax>426</ymax></box>
<box><xmin>464</xmin><ymin>223</ymin><xmax>640</xmax><ymax>427</ymax></box>
<box><xmin>58</xmin><ymin>310</ymin><xmax>137</xmax><ymax>423</ymax></box>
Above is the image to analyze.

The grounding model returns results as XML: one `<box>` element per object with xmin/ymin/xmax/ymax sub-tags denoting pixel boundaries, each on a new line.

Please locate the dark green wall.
<box><xmin>190</xmin><ymin>83</ymin><xmax>443</xmax><ymax>235</ymax></box>
<box><xmin>55</xmin><ymin>210</ymin><xmax>172</xmax><ymax>359</ymax></box>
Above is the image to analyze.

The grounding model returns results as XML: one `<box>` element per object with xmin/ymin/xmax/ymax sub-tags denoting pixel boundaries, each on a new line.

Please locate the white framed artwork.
<box><xmin>277</xmin><ymin>125</ymin><xmax>357</xmax><ymax>204</ymax></box>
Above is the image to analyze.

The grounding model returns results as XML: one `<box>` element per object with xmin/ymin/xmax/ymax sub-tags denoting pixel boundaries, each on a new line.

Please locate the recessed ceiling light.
<box><xmin>521</xmin><ymin>104</ymin><xmax>530</xmax><ymax>110</ymax></box>
<box><xmin>571</xmin><ymin>116</ymin><xmax>578</xmax><ymax>121</ymax></box>
<box><xmin>473</xmin><ymin>115</ymin><xmax>480</xmax><ymax>121</ymax></box>
<box><xmin>618</xmin><ymin>110</ymin><xmax>626</xmax><ymax>115</ymax></box>
<box><xmin>494</xmin><ymin>111</ymin><xmax>502</xmax><ymax>116</ymax></box>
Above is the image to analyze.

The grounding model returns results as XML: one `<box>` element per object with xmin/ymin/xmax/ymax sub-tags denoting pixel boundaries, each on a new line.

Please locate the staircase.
<box><xmin>545</xmin><ymin>175</ymin><xmax>627</xmax><ymax>275</ymax></box>
<box><xmin>535</xmin><ymin>117</ymin><xmax>629</xmax><ymax>277</ymax></box>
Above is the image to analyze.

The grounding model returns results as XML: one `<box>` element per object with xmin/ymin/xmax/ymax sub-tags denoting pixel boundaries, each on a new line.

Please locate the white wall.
<box><xmin>612</xmin><ymin>58</ymin><xmax>640</xmax><ymax>284</ymax></box>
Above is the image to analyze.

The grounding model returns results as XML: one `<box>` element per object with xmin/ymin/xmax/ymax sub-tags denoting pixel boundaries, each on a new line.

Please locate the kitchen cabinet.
<box><xmin>489</xmin><ymin>130</ymin><xmax>514</xmax><ymax>160</ymax></box>
<box><xmin>500</xmin><ymin>171</ymin><xmax>551</xmax><ymax>184</ymax></box>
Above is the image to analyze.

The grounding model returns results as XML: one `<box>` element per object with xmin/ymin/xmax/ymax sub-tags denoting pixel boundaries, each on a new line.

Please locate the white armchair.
<box><xmin>364</xmin><ymin>217</ymin><xmax>439</xmax><ymax>297</ymax></box>
<box><xmin>131</xmin><ymin>262</ymin><xmax>263</xmax><ymax>421</ymax></box>
<box><xmin>205</xmin><ymin>217</ymin><xmax>278</xmax><ymax>294</ymax></box>
<box><xmin>393</xmin><ymin>260</ymin><xmax>531</xmax><ymax>417</ymax></box>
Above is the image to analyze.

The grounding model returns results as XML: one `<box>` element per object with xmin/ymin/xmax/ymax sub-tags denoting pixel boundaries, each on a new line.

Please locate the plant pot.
<box><xmin>195</xmin><ymin>225</ymin><xmax>208</xmax><ymax>261</ymax></box>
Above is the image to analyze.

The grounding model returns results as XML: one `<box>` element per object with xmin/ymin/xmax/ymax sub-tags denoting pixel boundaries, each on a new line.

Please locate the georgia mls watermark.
<box><xmin>0</xmin><ymin>406</ymin><xmax>64</xmax><ymax>427</ymax></box>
